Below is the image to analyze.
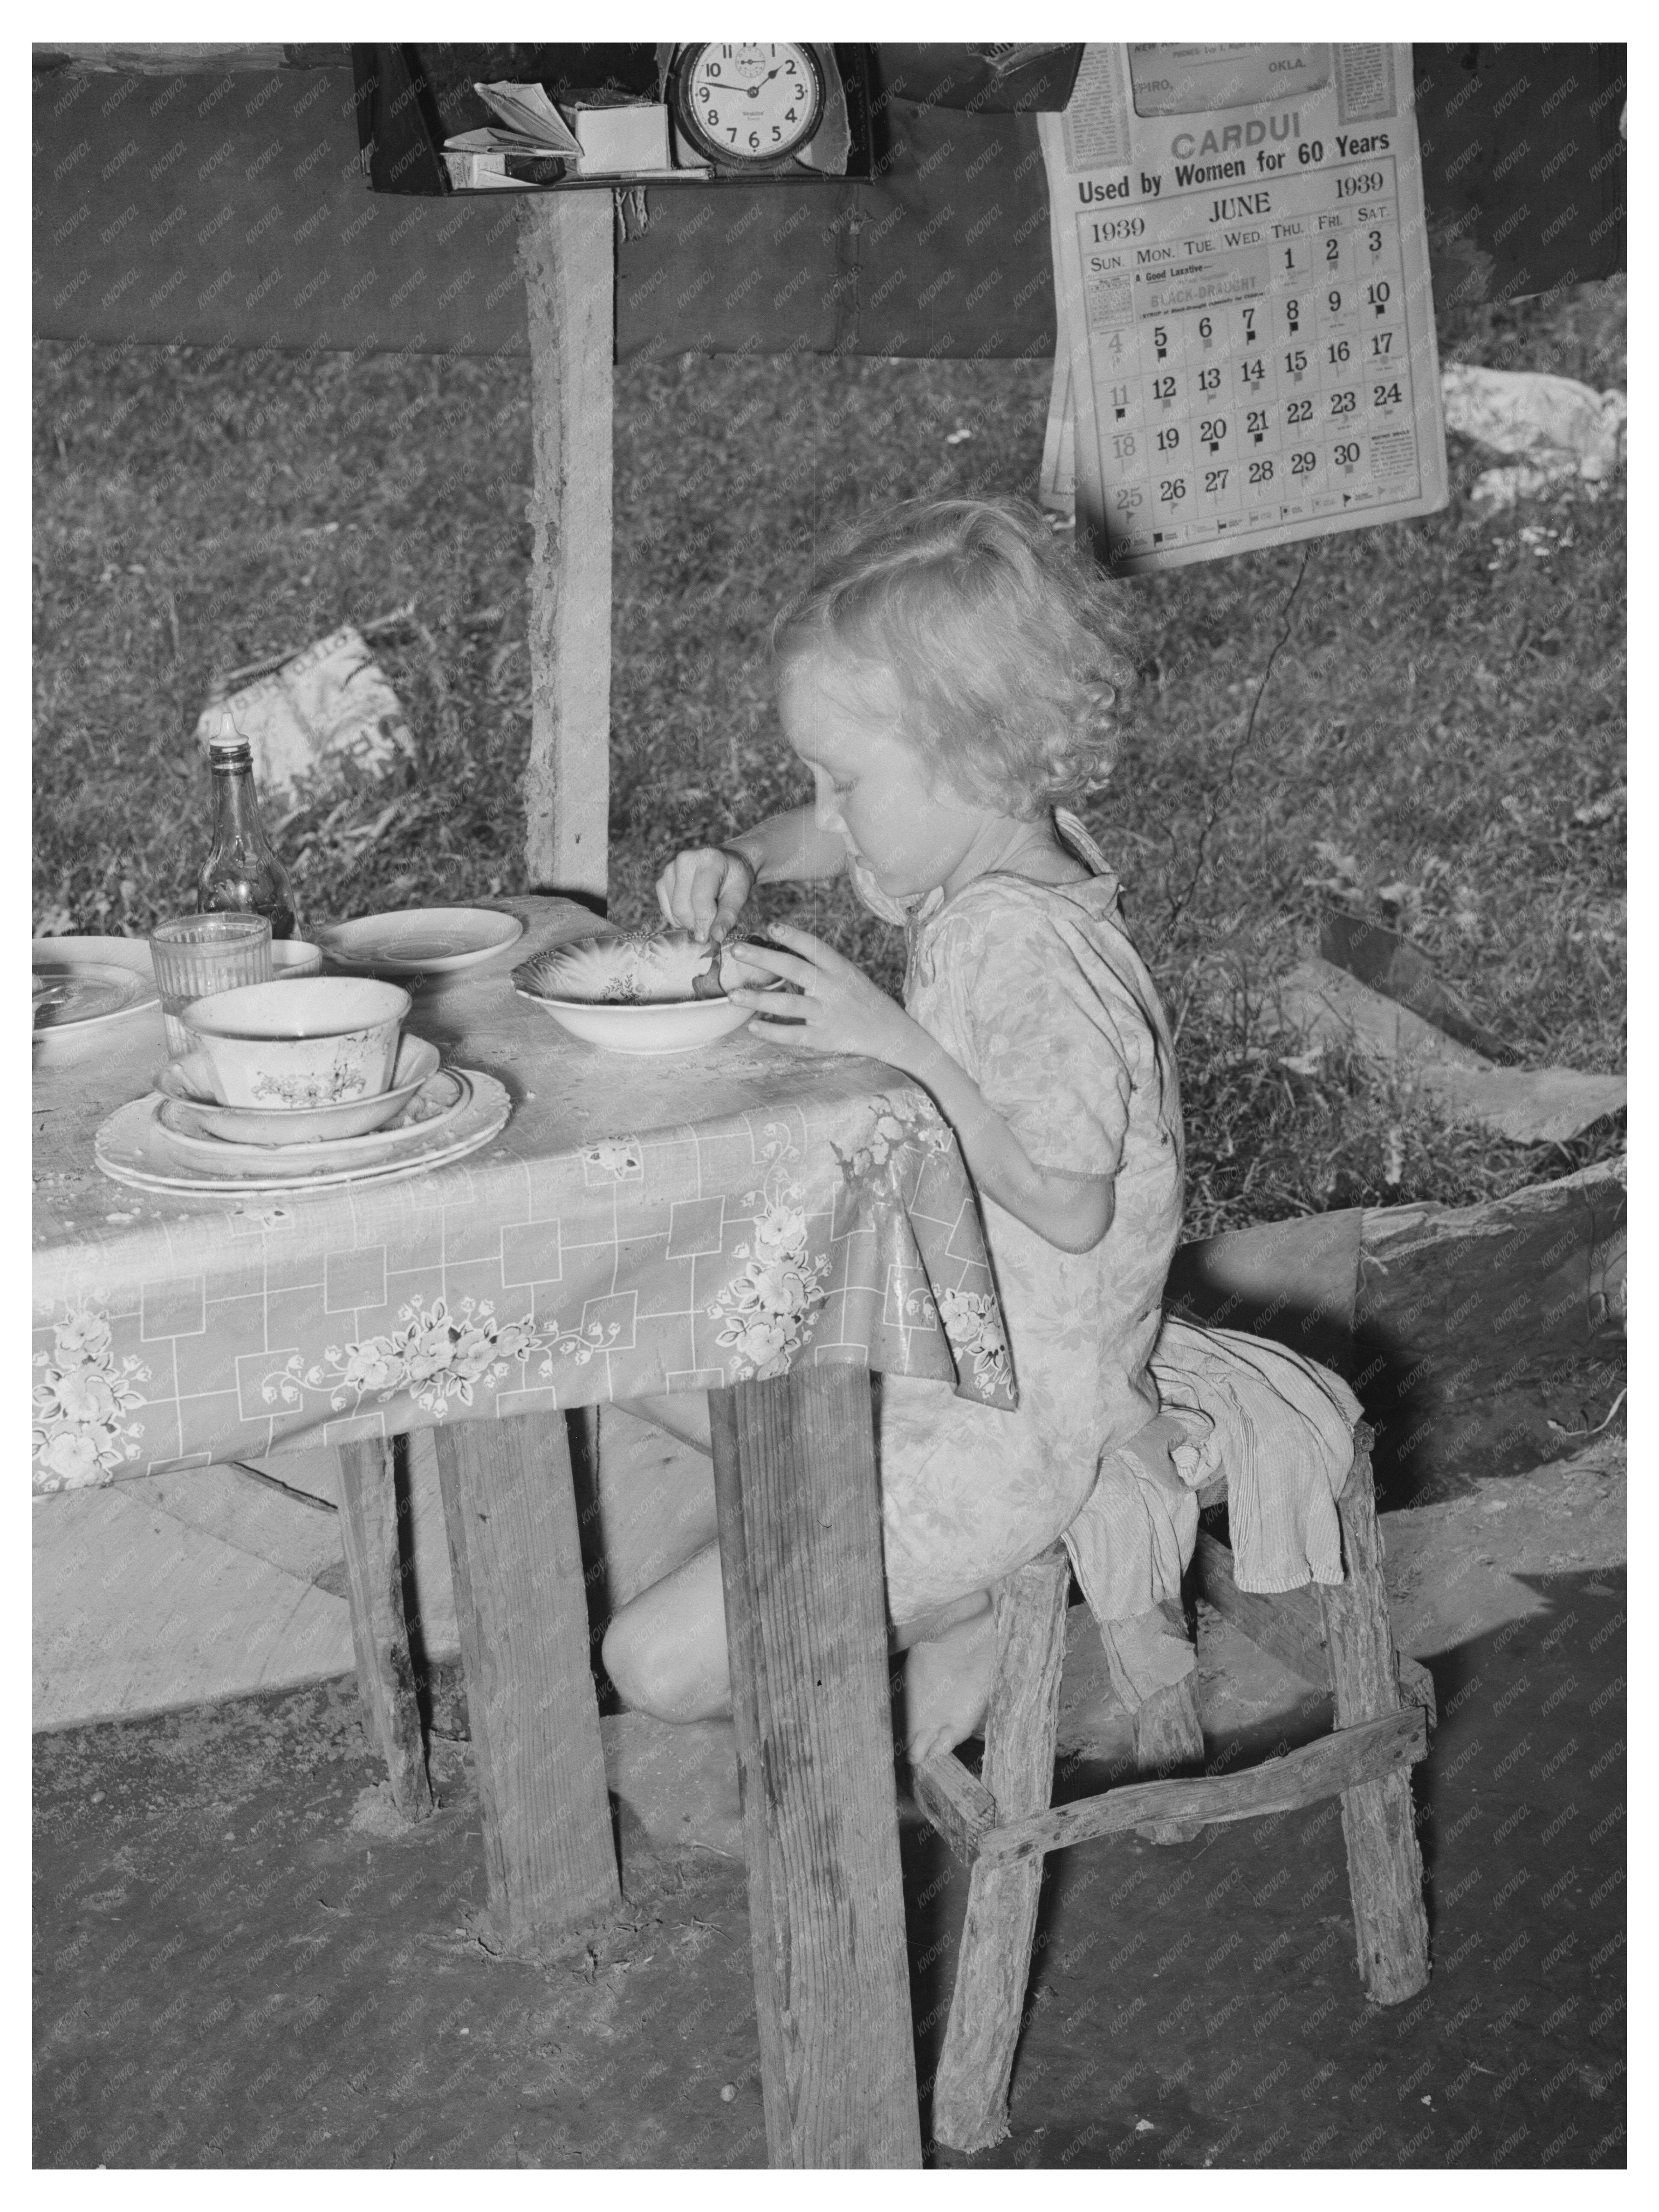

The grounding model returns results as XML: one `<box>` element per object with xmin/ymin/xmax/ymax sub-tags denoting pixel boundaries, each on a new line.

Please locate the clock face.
<box><xmin>673</xmin><ymin>43</ymin><xmax>825</xmax><ymax>167</ymax></box>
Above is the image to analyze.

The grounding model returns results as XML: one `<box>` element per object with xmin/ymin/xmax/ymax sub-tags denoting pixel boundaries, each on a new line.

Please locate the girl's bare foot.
<box><xmin>902</xmin><ymin>1603</ymin><xmax>999</xmax><ymax>1766</ymax></box>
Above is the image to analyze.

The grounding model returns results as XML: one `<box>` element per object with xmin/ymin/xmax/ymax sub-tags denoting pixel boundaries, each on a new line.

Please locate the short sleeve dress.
<box><xmin>850</xmin><ymin>813</ymin><xmax>1185</xmax><ymax>1625</ymax></box>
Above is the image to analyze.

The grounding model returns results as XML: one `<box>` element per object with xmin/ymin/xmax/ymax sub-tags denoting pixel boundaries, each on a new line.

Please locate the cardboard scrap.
<box><xmin>1320</xmin><ymin>907</ymin><xmax>1519</xmax><ymax>1063</ymax></box>
<box><xmin>1262</xmin><ymin>956</ymin><xmax>1625</xmax><ymax>1145</ymax></box>
<box><xmin>1164</xmin><ymin>1207</ymin><xmax>1363</xmax><ymax>1375</ymax></box>
<box><xmin>195</xmin><ymin>625</ymin><xmax>414</xmax><ymax>803</ymax></box>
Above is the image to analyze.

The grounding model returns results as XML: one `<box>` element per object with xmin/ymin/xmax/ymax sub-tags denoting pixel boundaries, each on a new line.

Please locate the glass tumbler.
<box><xmin>149</xmin><ymin>914</ymin><xmax>273</xmax><ymax>1058</ymax></box>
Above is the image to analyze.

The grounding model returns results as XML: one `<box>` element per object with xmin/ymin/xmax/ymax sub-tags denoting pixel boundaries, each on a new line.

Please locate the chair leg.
<box><xmin>1318</xmin><ymin>1438</ymin><xmax>1430</xmax><ymax>2004</ymax></box>
<box><xmin>931</xmin><ymin>1546</ymin><xmax>1071</xmax><ymax>2155</ymax></box>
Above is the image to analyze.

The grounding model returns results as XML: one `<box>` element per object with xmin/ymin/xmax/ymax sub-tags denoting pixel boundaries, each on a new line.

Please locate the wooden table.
<box><xmin>33</xmin><ymin>897</ymin><xmax>1019</xmax><ymax>2166</ymax></box>
<box><xmin>374</xmin><ymin>1368</ymin><xmax>923</xmax><ymax>2167</ymax></box>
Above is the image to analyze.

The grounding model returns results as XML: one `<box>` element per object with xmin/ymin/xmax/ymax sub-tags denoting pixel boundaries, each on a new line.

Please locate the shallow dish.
<box><xmin>513</xmin><ymin>931</ymin><xmax>786</xmax><ymax>1055</ymax></box>
<box><xmin>178</xmin><ymin>976</ymin><xmax>410</xmax><ymax>1108</ymax></box>
<box><xmin>156</xmin><ymin>1035</ymin><xmax>439</xmax><ymax>1144</ymax></box>
<box><xmin>33</xmin><ymin>938</ymin><xmax>164</xmax><ymax>1066</ymax></box>
<box><xmin>155</xmin><ymin>1068</ymin><xmax>469</xmax><ymax>1174</ymax></box>
<box><xmin>32</xmin><ymin>939</ymin><xmax>162</xmax><ymax>1063</ymax></box>
<box><xmin>95</xmin><ymin>1072</ymin><xmax>511</xmax><ymax>1195</ymax></box>
<box><xmin>524</xmin><ymin>926</ymin><xmax>735</xmax><ymax>1005</ymax></box>
<box><xmin>33</xmin><ymin>958</ymin><xmax>154</xmax><ymax>1028</ymax></box>
<box><xmin>514</xmin><ymin>991</ymin><xmax>778</xmax><ymax>1055</ymax></box>
<box><xmin>314</xmin><ymin>907</ymin><xmax>525</xmax><ymax>976</ymax></box>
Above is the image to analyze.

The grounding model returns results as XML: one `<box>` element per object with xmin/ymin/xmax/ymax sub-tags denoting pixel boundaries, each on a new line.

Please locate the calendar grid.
<box><xmin>1069</xmin><ymin>146</ymin><xmax>1439</xmax><ymax>567</ymax></box>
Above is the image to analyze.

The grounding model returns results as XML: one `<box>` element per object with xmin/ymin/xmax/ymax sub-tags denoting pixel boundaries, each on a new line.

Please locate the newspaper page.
<box><xmin>1039</xmin><ymin>44</ymin><xmax>1447</xmax><ymax>571</ymax></box>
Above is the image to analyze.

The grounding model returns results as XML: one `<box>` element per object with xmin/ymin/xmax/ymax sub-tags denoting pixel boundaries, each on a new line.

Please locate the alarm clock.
<box><xmin>668</xmin><ymin>43</ymin><xmax>826</xmax><ymax>171</ymax></box>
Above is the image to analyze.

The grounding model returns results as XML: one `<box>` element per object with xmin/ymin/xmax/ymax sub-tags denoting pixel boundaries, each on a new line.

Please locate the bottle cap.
<box><xmin>203</xmin><ymin>704</ymin><xmax>249</xmax><ymax>752</ymax></box>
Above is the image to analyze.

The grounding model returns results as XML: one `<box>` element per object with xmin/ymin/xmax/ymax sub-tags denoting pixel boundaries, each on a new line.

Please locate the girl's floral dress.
<box><xmin>850</xmin><ymin>812</ymin><xmax>1185</xmax><ymax>1623</ymax></box>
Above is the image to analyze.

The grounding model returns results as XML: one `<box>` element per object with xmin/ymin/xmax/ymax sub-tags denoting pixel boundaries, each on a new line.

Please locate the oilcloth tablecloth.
<box><xmin>32</xmin><ymin>900</ymin><xmax>1014</xmax><ymax>1495</ymax></box>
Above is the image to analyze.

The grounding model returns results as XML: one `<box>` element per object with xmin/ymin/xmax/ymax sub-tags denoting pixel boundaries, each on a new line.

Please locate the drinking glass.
<box><xmin>149</xmin><ymin>914</ymin><xmax>273</xmax><ymax>1057</ymax></box>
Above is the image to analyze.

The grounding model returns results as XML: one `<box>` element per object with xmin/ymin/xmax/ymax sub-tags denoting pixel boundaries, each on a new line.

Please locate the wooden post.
<box><xmin>518</xmin><ymin>191</ymin><xmax>614</xmax><ymax>900</ymax></box>
<box><xmin>930</xmin><ymin>1546</ymin><xmax>1070</xmax><ymax>2154</ymax></box>
<box><xmin>709</xmin><ymin>1367</ymin><xmax>923</xmax><ymax>2170</ymax></box>
<box><xmin>1318</xmin><ymin>1438</ymin><xmax>1431</xmax><ymax>2004</ymax></box>
<box><xmin>334</xmin><ymin>1437</ymin><xmax>433</xmax><ymax>1820</ymax></box>
<box><xmin>433</xmin><ymin>1410</ymin><xmax>620</xmax><ymax>1950</ymax></box>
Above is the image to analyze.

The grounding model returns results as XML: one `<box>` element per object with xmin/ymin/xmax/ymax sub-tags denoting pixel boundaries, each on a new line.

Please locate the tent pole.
<box><xmin>518</xmin><ymin>192</ymin><xmax>615</xmax><ymax>903</ymax></box>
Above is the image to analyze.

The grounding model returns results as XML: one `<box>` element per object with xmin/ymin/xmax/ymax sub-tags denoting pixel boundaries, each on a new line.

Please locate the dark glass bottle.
<box><xmin>197</xmin><ymin>710</ymin><xmax>297</xmax><ymax>939</ymax></box>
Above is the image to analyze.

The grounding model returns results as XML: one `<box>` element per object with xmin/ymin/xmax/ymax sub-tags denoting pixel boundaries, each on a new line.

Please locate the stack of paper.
<box><xmin>443</xmin><ymin>80</ymin><xmax>703</xmax><ymax>189</ymax></box>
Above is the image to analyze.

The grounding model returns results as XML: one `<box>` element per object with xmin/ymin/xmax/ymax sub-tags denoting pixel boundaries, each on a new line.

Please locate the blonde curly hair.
<box><xmin>770</xmin><ymin>497</ymin><xmax>1141</xmax><ymax>819</ymax></box>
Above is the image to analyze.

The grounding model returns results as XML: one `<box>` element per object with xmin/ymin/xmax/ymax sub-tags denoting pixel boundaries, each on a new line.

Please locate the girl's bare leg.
<box><xmin>602</xmin><ymin>1539</ymin><xmax>731</xmax><ymax>1722</ymax></box>
<box><xmin>606</xmin><ymin>1558</ymin><xmax>998</xmax><ymax>1776</ymax></box>
<box><xmin>898</xmin><ymin>1599</ymin><xmax>1000</xmax><ymax>1766</ymax></box>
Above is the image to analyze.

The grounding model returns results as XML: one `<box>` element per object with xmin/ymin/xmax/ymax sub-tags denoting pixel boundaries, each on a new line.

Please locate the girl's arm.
<box><xmin>892</xmin><ymin>1024</ymin><xmax>1115</xmax><ymax>1254</ymax></box>
<box><xmin>657</xmin><ymin>805</ymin><xmax>847</xmax><ymax>940</ymax></box>
<box><xmin>727</xmin><ymin>925</ymin><xmax>1115</xmax><ymax>1255</ymax></box>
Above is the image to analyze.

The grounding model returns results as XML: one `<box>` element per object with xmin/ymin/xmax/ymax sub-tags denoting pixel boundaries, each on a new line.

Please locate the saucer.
<box><xmin>95</xmin><ymin>1071</ymin><xmax>511</xmax><ymax>1194</ymax></box>
<box><xmin>156</xmin><ymin>1035</ymin><xmax>441</xmax><ymax>1144</ymax></box>
<box><xmin>33</xmin><ymin>940</ymin><xmax>161</xmax><ymax>1061</ymax></box>
<box><xmin>154</xmin><ymin>1067</ymin><xmax>470</xmax><ymax>1175</ymax></box>
<box><xmin>315</xmin><ymin>907</ymin><xmax>525</xmax><ymax>976</ymax></box>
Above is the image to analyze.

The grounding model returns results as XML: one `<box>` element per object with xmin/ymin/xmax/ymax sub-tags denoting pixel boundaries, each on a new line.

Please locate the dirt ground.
<box><xmin>33</xmin><ymin>1438</ymin><xmax>1625</xmax><ymax>2170</ymax></box>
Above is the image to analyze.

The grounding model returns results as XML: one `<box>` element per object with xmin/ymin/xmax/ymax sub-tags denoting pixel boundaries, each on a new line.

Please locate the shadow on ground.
<box><xmin>35</xmin><ymin>1535</ymin><xmax>1624</xmax><ymax>2168</ymax></box>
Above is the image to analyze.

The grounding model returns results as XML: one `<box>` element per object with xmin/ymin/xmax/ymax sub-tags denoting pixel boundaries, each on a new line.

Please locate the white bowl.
<box><xmin>270</xmin><ymin>939</ymin><xmax>325</xmax><ymax>979</ymax></box>
<box><xmin>156</xmin><ymin>1035</ymin><xmax>440</xmax><ymax>1144</ymax></box>
<box><xmin>511</xmin><ymin>930</ymin><xmax>790</xmax><ymax>1054</ymax></box>
<box><xmin>177</xmin><ymin>976</ymin><xmax>411</xmax><ymax>1107</ymax></box>
<box><xmin>514</xmin><ymin>990</ymin><xmax>776</xmax><ymax>1055</ymax></box>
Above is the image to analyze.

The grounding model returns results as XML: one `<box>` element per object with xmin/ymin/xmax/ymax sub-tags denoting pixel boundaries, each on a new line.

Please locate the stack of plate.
<box><xmin>95</xmin><ymin>1061</ymin><xmax>513</xmax><ymax>1195</ymax></box>
<box><xmin>33</xmin><ymin>937</ymin><xmax>162</xmax><ymax>1063</ymax></box>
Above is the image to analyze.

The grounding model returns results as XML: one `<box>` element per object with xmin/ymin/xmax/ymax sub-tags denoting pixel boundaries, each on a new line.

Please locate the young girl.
<box><xmin>602</xmin><ymin>497</ymin><xmax>1185</xmax><ymax>1763</ymax></box>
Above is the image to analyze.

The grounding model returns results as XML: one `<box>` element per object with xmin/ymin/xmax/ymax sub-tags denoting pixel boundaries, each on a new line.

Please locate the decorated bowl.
<box><xmin>512</xmin><ymin>928</ymin><xmax>787</xmax><ymax>1055</ymax></box>
<box><xmin>156</xmin><ymin>1035</ymin><xmax>440</xmax><ymax>1145</ymax></box>
<box><xmin>176</xmin><ymin>976</ymin><xmax>411</xmax><ymax>1108</ymax></box>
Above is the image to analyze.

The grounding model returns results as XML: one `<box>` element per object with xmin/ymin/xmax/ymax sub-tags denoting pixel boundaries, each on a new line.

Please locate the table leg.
<box><xmin>334</xmin><ymin>1437</ymin><xmax>433</xmax><ymax>1822</ymax></box>
<box><xmin>433</xmin><ymin>1410</ymin><xmax>620</xmax><ymax>1950</ymax></box>
<box><xmin>710</xmin><ymin>1366</ymin><xmax>923</xmax><ymax>2169</ymax></box>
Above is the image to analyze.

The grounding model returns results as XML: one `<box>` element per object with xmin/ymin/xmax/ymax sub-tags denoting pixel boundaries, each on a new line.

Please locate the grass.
<box><xmin>33</xmin><ymin>279</ymin><xmax>1625</xmax><ymax>1238</ymax></box>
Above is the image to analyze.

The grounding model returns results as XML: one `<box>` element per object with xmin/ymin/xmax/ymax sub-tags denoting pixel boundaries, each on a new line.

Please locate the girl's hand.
<box><xmin>655</xmin><ymin>845</ymin><xmax>756</xmax><ymax>943</ymax></box>
<box><xmin>726</xmin><ymin>924</ymin><xmax>920</xmax><ymax>1064</ymax></box>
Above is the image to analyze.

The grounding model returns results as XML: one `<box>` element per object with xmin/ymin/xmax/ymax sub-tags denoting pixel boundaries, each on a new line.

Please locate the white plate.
<box><xmin>95</xmin><ymin>1071</ymin><xmax>511</xmax><ymax>1194</ymax></box>
<box><xmin>154</xmin><ymin>1068</ymin><xmax>471</xmax><ymax>1175</ymax></box>
<box><xmin>33</xmin><ymin>939</ymin><xmax>161</xmax><ymax>1031</ymax></box>
<box><xmin>314</xmin><ymin>907</ymin><xmax>525</xmax><ymax>975</ymax></box>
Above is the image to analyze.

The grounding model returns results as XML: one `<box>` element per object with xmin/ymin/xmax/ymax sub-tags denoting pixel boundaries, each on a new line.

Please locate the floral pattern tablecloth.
<box><xmin>32</xmin><ymin>901</ymin><xmax>1014</xmax><ymax>1495</ymax></box>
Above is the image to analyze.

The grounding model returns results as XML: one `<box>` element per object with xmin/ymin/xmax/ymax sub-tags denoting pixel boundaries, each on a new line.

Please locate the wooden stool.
<box><xmin>913</xmin><ymin>1423</ymin><xmax>1433</xmax><ymax>2155</ymax></box>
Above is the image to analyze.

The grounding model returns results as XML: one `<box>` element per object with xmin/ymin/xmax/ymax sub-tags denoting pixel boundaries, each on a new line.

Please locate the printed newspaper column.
<box><xmin>1039</xmin><ymin>171</ymin><xmax>1077</xmax><ymax>518</ymax></box>
<box><xmin>1039</xmin><ymin>44</ymin><xmax>1447</xmax><ymax>572</ymax></box>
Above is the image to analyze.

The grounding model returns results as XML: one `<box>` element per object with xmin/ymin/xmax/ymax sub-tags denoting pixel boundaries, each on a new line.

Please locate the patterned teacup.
<box><xmin>176</xmin><ymin>977</ymin><xmax>411</xmax><ymax>1110</ymax></box>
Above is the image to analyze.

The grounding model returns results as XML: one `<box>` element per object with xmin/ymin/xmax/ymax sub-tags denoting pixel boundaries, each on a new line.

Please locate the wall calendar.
<box><xmin>1040</xmin><ymin>44</ymin><xmax>1448</xmax><ymax>571</ymax></box>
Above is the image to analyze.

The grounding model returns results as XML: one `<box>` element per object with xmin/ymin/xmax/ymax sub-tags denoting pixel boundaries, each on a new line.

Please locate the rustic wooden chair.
<box><xmin>913</xmin><ymin>1422</ymin><xmax>1434</xmax><ymax>2155</ymax></box>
